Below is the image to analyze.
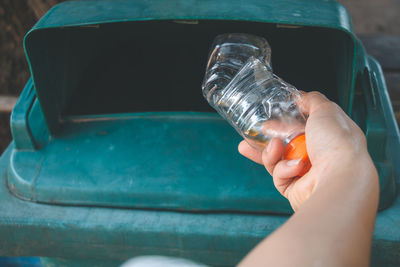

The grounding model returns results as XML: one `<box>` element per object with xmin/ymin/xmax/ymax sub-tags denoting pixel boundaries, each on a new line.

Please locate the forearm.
<box><xmin>239</xmin><ymin>155</ymin><xmax>379</xmax><ymax>267</ymax></box>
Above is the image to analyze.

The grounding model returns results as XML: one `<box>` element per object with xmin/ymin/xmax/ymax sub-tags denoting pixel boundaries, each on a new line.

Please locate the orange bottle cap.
<box><xmin>284</xmin><ymin>133</ymin><xmax>311</xmax><ymax>176</ymax></box>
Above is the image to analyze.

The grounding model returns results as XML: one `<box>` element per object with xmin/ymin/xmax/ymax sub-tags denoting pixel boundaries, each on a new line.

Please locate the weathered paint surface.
<box><xmin>1</xmin><ymin>0</ymin><xmax>399</xmax><ymax>266</ymax></box>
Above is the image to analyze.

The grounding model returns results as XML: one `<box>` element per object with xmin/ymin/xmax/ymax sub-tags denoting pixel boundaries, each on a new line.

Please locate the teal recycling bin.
<box><xmin>1</xmin><ymin>0</ymin><xmax>399</xmax><ymax>266</ymax></box>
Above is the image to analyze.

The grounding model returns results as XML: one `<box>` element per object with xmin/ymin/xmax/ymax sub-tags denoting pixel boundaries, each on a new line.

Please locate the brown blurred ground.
<box><xmin>340</xmin><ymin>0</ymin><xmax>400</xmax><ymax>34</ymax></box>
<box><xmin>0</xmin><ymin>0</ymin><xmax>399</xmax><ymax>152</ymax></box>
<box><xmin>0</xmin><ymin>0</ymin><xmax>65</xmax><ymax>152</ymax></box>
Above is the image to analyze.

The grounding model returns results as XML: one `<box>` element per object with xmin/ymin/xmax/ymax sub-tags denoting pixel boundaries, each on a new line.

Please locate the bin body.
<box><xmin>1</xmin><ymin>0</ymin><xmax>399</xmax><ymax>266</ymax></box>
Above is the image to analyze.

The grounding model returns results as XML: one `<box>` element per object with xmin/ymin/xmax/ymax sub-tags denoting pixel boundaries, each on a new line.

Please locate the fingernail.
<box><xmin>286</xmin><ymin>159</ymin><xmax>301</xmax><ymax>166</ymax></box>
<box><xmin>266</xmin><ymin>140</ymin><xmax>273</xmax><ymax>153</ymax></box>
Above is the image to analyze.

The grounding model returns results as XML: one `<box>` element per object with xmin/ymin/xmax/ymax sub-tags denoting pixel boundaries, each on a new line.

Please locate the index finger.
<box><xmin>238</xmin><ymin>140</ymin><xmax>264</xmax><ymax>165</ymax></box>
<box><xmin>299</xmin><ymin>91</ymin><xmax>331</xmax><ymax>115</ymax></box>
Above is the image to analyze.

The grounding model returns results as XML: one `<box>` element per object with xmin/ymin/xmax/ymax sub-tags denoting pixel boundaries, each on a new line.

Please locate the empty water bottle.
<box><xmin>202</xmin><ymin>33</ymin><xmax>272</xmax><ymax>107</ymax></box>
<box><xmin>202</xmin><ymin>33</ymin><xmax>311</xmax><ymax>175</ymax></box>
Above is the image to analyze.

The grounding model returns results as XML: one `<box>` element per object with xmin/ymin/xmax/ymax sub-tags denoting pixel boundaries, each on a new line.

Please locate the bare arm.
<box><xmin>238</xmin><ymin>92</ymin><xmax>379</xmax><ymax>267</ymax></box>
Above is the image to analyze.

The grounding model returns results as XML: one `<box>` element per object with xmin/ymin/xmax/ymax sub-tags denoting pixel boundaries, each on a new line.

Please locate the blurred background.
<box><xmin>0</xmin><ymin>0</ymin><xmax>399</xmax><ymax>153</ymax></box>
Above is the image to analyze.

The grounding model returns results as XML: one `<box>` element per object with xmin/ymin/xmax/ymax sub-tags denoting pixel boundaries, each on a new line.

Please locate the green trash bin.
<box><xmin>1</xmin><ymin>0</ymin><xmax>399</xmax><ymax>266</ymax></box>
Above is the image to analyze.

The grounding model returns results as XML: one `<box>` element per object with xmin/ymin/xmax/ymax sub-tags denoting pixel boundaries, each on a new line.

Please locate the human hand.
<box><xmin>238</xmin><ymin>91</ymin><xmax>375</xmax><ymax>211</ymax></box>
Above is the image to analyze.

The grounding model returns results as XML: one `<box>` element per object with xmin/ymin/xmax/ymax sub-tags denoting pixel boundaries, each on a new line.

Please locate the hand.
<box><xmin>238</xmin><ymin>91</ymin><xmax>378</xmax><ymax>266</ymax></box>
<box><xmin>238</xmin><ymin>91</ymin><xmax>373</xmax><ymax>211</ymax></box>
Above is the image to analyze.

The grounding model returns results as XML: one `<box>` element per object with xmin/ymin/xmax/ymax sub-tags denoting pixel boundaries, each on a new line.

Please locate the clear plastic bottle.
<box><xmin>202</xmin><ymin>33</ymin><xmax>272</xmax><ymax>108</ymax></box>
<box><xmin>202</xmin><ymin>33</ymin><xmax>311</xmax><ymax>175</ymax></box>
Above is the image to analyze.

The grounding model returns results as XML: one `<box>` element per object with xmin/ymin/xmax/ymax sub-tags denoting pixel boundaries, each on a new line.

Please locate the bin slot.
<box><xmin>25</xmin><ymin>20</ymin><xmax>354</xmax><ymax>121</ymax></box>
<box><xmin>53</xmin><ymin>21</ymin><xmax>353</xmax><ymax>116</ymax></box>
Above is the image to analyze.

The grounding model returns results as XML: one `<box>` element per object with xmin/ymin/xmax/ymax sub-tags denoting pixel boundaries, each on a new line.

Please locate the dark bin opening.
<box><xmin>25</xmin><ymin>20</ymin><xmax>354</xmax><ymax>117</ymax></box>
<box><xmin>48</xmin><ymin>20</ymin><xmax>353</xmax><ymax>115</ymax></box>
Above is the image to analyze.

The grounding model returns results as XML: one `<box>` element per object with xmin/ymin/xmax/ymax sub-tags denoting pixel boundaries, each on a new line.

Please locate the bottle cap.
<box><xmin>284</xmin><ymin>133</ymin><xmax>311</xmax><ymax>176</ymax></box>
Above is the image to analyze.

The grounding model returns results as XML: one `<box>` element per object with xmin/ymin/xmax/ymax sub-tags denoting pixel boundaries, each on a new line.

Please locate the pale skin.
<box><xmin>238</xmin><ymin>92</ymin><xmax>379</xmax><ymax>267</ymax></box>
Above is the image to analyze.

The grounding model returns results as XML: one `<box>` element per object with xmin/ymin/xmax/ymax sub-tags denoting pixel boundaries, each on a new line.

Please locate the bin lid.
<box><xmin>10</xmin><ymin>0</ymin><xmax>359</xmax><ymax>214</ymax></box>
<box><xmin>24</xmin><ymin>0</ymin><xmax>356</xmax><ymax>133</ymax></box>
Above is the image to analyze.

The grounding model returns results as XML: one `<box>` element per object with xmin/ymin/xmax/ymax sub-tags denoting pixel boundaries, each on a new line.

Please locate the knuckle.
<box><xmin>358</xmin><ymin>131</ymin><xmax>368</xmax><ymax>146</ymax></box>
<box><xmin>307</xmin><ymin>91</ymin><xmax>329</xmax><ymax>102</ymax></box>
<box><xmin>308</xmin><ymin>91</ymin><xmax>323</xmax><ymax>98</ymax></box>
<box><xmin>325</xmin><ymin>101</ymin><xmax>339</xmax><ymax>111</ymax></box>
<box><xmin>313</xmin><ymin>100</ymin><xmax>336</xmax><ymax>113</ymax></box>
